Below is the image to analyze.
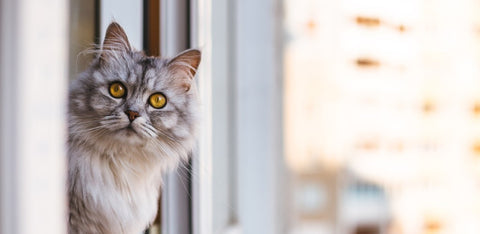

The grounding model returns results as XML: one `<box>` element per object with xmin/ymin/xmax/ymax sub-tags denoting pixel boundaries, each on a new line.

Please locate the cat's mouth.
<box><xmin>123</xmin><ymin>124</ymin><xmax>139</xmax><ymax>136</ymax></box>
<box><xmin>127</xmin><ymin>124</ymin><xmax>136</xmax><ymax>131</ymax></box>
<box><xmin>108</xmin><ymin>124</ymin><xmax>145</xmax><ymax>144</ymax></box>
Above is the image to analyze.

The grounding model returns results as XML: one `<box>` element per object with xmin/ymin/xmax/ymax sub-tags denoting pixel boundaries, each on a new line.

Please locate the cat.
<box><xmin>67</xmin><ymin>22</ymin><xmax>201</xmax><ymax>233</ymax></box>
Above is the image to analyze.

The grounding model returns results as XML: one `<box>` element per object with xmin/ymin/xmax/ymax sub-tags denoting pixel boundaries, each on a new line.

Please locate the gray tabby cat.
<box><xmin>68</xmin><ymin>22</ymin><xmax>201</xmax><ymax>233</ymax></box>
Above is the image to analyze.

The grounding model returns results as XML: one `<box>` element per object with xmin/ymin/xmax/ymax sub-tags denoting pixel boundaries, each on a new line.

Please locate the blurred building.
<box><xmin>284</xmin><ymin>0</ymin><xmax>480</xmax><ymax>234</ymax></box>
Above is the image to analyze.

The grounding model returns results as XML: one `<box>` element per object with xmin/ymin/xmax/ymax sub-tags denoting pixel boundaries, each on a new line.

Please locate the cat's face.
<box><xmin>69</xmin><ymin>23</ymin><xmax>201</xmax><ymax>148</ymax></box>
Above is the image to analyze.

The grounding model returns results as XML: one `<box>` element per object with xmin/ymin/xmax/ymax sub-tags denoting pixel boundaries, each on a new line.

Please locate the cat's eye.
<box><xmin>109</xmin><ymin>82</ymin><xmax>126</xmax><ymax>98</ymax></box>
<box><xmin>149</xmin><ymin>93</ymin><xmax>167</xmax><ymax>109</ymax></box>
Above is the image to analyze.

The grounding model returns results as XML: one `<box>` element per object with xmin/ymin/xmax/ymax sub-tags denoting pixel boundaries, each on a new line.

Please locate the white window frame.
<box><xmin>191</xmin><ymin>0</ymin><xmax>213</xmax><ymax>233</ymax></box>
<box><xmin>191</xmin><ymin>0</ymin><xmax>287</xmax><ymax>234</ymax></box>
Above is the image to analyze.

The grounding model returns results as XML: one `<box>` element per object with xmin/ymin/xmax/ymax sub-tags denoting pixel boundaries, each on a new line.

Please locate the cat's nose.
<box><xmin>124</xmin><ymin>110</ymin><xmax>140</xmax><ymax>122</ymax></box>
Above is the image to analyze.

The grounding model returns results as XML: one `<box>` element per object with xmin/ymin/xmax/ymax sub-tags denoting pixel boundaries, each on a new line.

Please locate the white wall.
<box><xmin>0</xmin><ymin>0</ymin><xmax>68</xmax><ymax>233</ymax></box>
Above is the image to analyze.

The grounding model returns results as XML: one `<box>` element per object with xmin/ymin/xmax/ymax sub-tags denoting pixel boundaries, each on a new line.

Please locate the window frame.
<box><xmin>192</xmin><ymin>0</ymin><xmax>288</xmax><ymax>234</ymax></box>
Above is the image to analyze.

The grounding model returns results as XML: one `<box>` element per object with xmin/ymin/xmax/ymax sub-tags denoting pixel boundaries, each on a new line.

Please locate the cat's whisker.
<box><xmin>100</xmin><ymin>119</ymin><xmax>122</xmax><ymax>125</ymax></box>
<box><xmin>149</xmin><ymin>139</ymin><xmax>175</xmax><ymax>155</ymax></box>
<box><xmin>137</xmin><ymin>123</ymin><xmax>156</xmax><ymax>137</ymax></box>
<box><xmin>102</xmin><ymin>115</ymin><xmax>122</xmax><ymax>121</ymax></box>
<box><xmin>139</xmin><ymin>128</ymin><xmax>155</xmax><ymax>138</ymax></box>
<box><xmin>73</xmin><ymin>127</ymin><xmax>105</xmax><ymax>136</ymax></box>
<box><xmin>140</xmin><ymin>123</ymin><xmax>158</xmax><ymax>135</ymax></box>
<box><xmin>156</xmin><ymin>129</ymin><xmax>178</xmax><ymax>142</ymax></box>
<box><xmin>143</xmin><ymin>127</ymin><xmax>158</xmax><ymax>138</ymax></box>
<box><xmin>148</xmin><ymin>139</ymin><xmax>184</xmax><ymax>163</ymax></box>
<box><xmin>152</xmin><ymin>139</ymin><xmax>179</xmax><ymax>157</ymax></box>
<box><xmin>175</xmin><ymin>163</ymin><xmax>198</xmax><ymax>185</ymax></box>
<box><xmin>75</xmin><ymin>123</ymin><xmax>110</xmax><ymax>133</ymax></box>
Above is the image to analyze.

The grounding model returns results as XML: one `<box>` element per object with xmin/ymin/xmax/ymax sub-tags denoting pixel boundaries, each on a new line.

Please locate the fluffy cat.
<box><xmin>68</xmin><ymin>22</ymin><xmax>201</xmax><ymax>233</ymax></box>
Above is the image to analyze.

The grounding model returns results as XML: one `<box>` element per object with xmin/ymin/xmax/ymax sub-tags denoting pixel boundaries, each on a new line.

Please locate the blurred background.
<box><xmin>2</xmin><ymin>0</ymin><xmax>480</xmax><ymax>234</ymax></box>
<box><xmin>285</xmin><ymin>0</ymin><xmax>480</xmax><ymax>234</ymax></box>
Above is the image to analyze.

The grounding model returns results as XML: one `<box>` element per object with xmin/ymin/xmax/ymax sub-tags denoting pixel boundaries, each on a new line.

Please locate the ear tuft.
<box><xmin>168</xmin><ymin>49</ymin><xmax>201</xmax><ymax>78</ymax></box>
<box><xmin>101</xmin><ymin>22</ymin><xmax>132</xmax><ymax>61</ymax></box>
<box><xmin>168</xmin><ymin>49</ymin><xmax>202</xmax><ymax>92</ymax></box>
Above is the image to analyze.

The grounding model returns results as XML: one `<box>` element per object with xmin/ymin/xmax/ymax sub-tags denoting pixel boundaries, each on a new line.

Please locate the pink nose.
<box><xmin>124</xmin><ymin>110</ymin><xmax>140</xmax><ymax>122</ymax></box>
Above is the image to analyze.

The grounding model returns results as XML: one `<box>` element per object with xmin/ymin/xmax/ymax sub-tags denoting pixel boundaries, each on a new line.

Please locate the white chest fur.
<box><xmin>70</xmin><ymin>147</ymin><xmax>164</xmax><ymax>234</ymax></box>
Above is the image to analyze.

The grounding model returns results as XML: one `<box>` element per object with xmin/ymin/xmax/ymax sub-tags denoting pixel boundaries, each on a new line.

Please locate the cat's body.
<box><xmin>68</xmin><ymin>23</ymin><xmax>201</xmax><ymax>233</ymax></box>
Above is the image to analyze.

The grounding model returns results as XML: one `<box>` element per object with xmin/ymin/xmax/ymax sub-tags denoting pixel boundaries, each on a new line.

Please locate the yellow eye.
<box><xmin>109</xmin><ymin>82</ymin><xmax>126</xmax><ymax>98</ymax></box>
<box><xmin>149</xmin><ymin>93</ymin><xmax>167</xmax><ymax>109</ymax></box>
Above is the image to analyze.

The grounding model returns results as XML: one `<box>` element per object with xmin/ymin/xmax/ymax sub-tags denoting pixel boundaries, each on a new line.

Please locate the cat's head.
<box><xmin>69</xmin><ymin>22</ymin><xmax>201</xmax><ymax>156</ymax></box>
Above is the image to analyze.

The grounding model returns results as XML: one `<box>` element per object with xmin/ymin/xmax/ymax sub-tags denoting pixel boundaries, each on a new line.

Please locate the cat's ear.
<box><xmin>167</xmin><ymin>49</ymin><xmax>201</xmax><ymax>92</ymax></box>
<box><xmin>100</xmin><ymin>22</ymin><xmax>132</xmax><ymax>61</ymax></box>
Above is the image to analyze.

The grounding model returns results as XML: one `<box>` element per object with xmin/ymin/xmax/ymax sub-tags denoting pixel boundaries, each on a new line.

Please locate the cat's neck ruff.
<box><xmin>69</xmin><ymin>142</ymin><xmax>164</xmax><ymax>234</ymax></box>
